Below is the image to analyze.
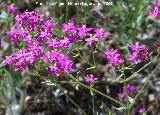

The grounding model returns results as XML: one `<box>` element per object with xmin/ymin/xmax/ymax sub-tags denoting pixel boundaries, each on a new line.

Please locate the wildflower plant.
<box><xmin>0</xmin><ymin>3</ymin><xmax>160</xmax><ymax>115</ymax></box>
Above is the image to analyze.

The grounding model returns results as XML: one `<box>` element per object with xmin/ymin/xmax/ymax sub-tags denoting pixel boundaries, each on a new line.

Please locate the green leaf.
<box><xmin>113</xmin><ymin>106</ymin><xmax>126</xmax><ymax>111</ymax></box>
<box><xmin>0</xmin><ymin>11</ymin><xmax>9</xmax><ymax>19</ymax></box>
<box><xmin>0</xmin><ymin>61</ymin><xmax>5</xmax><ymax>69</ymax></box>
<box><xmin>66</xmin><ymin>73</ymin><xmax>72</xmax><ymax>79</ymax></box>
<box><xmin>158</xmin><ymin>48</ymin><xmax>160</xmax><ymax>56</ymax></box>
<box><xmin>128</xmin><ymin>96</ymin><xmax>135</xmax><ymax>104</ymax></box>
<box><xmin>86</xmin><ymin>66</ymin><xmax>96</xmax><ymax>70</ymax></box>
<box><xmin>51</xmin><ymin>17</ymin><xmax>58</xmax><ymax>22</ymax></box>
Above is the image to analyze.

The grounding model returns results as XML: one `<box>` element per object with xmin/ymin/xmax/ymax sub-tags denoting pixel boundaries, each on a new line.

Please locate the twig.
<box><xmin>69</xmin><ymin>75</ymin><xmax>125</xmax><ymax>107</ymax></box>
<box><xmin>129</xmin><ymin>63</ymin><xmax>160</xmax><ymax>109</ymax></box>
<box><xmin>121</xmin><ymin>56</ymin><xmax>158</xmax><ymax>83</ymax></box>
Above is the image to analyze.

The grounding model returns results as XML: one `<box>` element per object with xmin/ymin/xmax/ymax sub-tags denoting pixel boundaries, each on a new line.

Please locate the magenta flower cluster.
<box><xmin>5</xmin><ymin>11</ymin><xmax>73</xmax><ymax>76</ymax></box>
<box><xmin>4</xmin><ymin>3</ymin><xmax>18</xmax><ymax>13</ymax></box>
<box><xmin>4</xmin><ymin>9</ymin><xmax>152</xmax><ymax>81</ymax></box>
<box><xmin>44</xmin><ymin>50</ymin><xmax>73</xmax><ymax>77</ymax></box>
<box><xmin>84</xmin><ymin>74</ymin><xmax>98</xmax><ymax>83</ymax></box>
<box><xmin>127</xmin><ymin>42</ymin><xmax>151</xmax><ymax>64</ymax></box>
<box><xmin>4</xmin><ymin>10</ymin><xmax>110</xmax><ymax>77</ymax></box>
<box><xmin>118</xmin><ymin>84</ymin><xmax>135</xmax><ymax>98</ymax></box>
<box><xmin>105</xmin><ymin>49</ymin><xmax>124</xmax><ymax>65</ymax></box>
<box><xmin>105</xmin><ymin>42</ymin><xmax>151</xmax><ymax>65</ymax></box>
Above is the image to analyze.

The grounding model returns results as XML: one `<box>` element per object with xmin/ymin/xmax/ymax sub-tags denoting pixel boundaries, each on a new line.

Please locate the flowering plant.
<box><xmin>0</xmin><ymin>3</ymin><xmax>160</xmax><ymax>115</ymax></box>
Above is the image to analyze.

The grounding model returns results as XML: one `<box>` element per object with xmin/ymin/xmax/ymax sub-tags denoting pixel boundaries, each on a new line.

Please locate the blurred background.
<box><xmin>0</xmin><ymin>0</ymin><xmax>160</xmax><ymax>115</ymax></box>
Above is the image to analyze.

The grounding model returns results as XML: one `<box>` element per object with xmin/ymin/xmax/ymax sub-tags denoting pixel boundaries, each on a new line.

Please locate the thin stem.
<box><xmin>5</xmin><ymin>70</ymin><xmax>18</xmax><ymax>115</ymax></box>
<box><xmin>121</xmin><ymin>61</ymin><xmax>153</xmax><ymax>83</ymax></box>
<box><xmin>92</xmin><ymin>95</ymin><xmax>95</xmax><ymax>115</ymax></box>
<box><xmin>57</xmin><ymin>81</ymin><xmax>78</xmax><ymax>84</ymax></box>
<box><xmin>121</xmin><ymin>65</ymin><xmax>129</xmax><ymax>115</ymax></box>
<box><xmin>70</xmin><ymin>75</ymin><xmax>125</xmax><ymax>107</ymax></box>
<box><xmin>79</xmin><ymin>81</ymin><xmax>125</xmax><ymax>107</ymax></box>
<box><xmin>129</xmin><ymin>63</ymin><xmax>160</xmax><ymax>109</ymax></box>
<box><xmin>66</xmin><ymin>94</ymin><xmax>87</xmax><ymax>115</ymax></box>
<box><xmin>65</xmin><ymin>0</ymin><xmax>68</xmax><ymax>23</ymax></box>
<box><xmin>93</xmin><ymin>42</ymin><xmax>99</xmax><ymax>66</ymax></box>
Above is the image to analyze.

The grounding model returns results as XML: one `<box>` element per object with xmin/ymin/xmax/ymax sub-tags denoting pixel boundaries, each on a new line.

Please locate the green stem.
<box><xmin>79</xmin><ymin>81</ymin><xmax>125</xmax><ymax>107</ymax></box>
<box><xmin>129</xmin><ymin>63</ymin><xmax>160</xmax><ymax>109</ymax></box>
<box><xmin>65</xmin><ymin>0</ymin><xmax>68</xmax><ymax>23</ymax></box>
<box><xmin>70</xmin><ymin>75</ymin><xmax>125</xmax><ymax>107</ymax></box>
<box><xmin>92</xmin><ymin>94</ymin><xmax>95</xmax><ymax>115</ymax></box>
<box><xmin>93</xmin><ymin>42</ymin><xmax>99</xmax><ymax>66</ymax></box>
<box><xmin>121</xmin><ymin>61</ymin><xmax>153</xmax><ymax>83</ymax></box>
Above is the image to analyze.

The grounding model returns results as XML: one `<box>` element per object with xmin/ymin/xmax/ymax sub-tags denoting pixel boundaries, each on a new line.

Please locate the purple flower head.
<box><xmin>4</xmin><ymin>49</ymin><xmax>31</xmax><ymax>71</ymax></box>
<box><xmin>42</xmin><ymin>21</ymin><xmax>57</xmax><ymax>29</ymax></box>
<box><xmin>7</xmin><ymin>28</ymin><xmax>26</xmax><ymax>42</ymax></box>
<box><xmin>59</xmin><ymin>35</ymin><xmax>71</xmax><ymax>48</ymax></box>
<box><xmin>62</xmin><ymin>17</ymin><xmax>76</xmax><ymax>32</ymax></box>
<box><xmin>134</xmin><ymin>107</ymin><xmax>147</xmax><ymax>115</ymax></box>
<box><xmin>77</xmin><ymin>24</ymin><xmax>92</xmax><ymax>36</ymax></box>
<box><xmin>118</xmin><ymin>91</ymin><xmax>125</xmax><ymax>98</ymax></box>
<box><xmin>49</xmin><ymin>65</ymin><xmax>60</xmax><ymax>77</ymax></box>
<box><xmin>84</xmin><ymin>74</ymin><xmax>98</xmax><ymax>83</ymax></box>
<box><xmin>45</xmin><ymin>50</ymin><xmax>73</xmax><ymax>76</ymax></box>
<box><xmin>105</xmin><ymin>49</ymin><xmax>124</xmax><ymax>65</ymax></box>
<box><xmin>118</xmin><ymin>84</ymin><xmax>135</xmax><ymax>98</ymax></box>
<box><xmin>127</xmin><ymin>42</ymin><xmax>151</xmax><ymax>64</ymax></box>
<box><xmin>47</xmin><ymin>37</ymin><xmax>60</xmax><ymax>48</ymax></box>
<box><xmin>27</xmin><ymin>42</ymin><xmax>43</xmax><ymax>51</ymax></box>
<box><xmin>66</xmin><ymin>33</ymin><xmax>82</xmax><ymax>42</ymax></box>
<box><xmin>125</xmin><ymin>84</ymin><xmax>135</xmax><ymax>92</ymax></box>
<box><xmin>14</xmin><ymin>11</ymin><xmax>44</xmax><ymax>31</ymax></box>
<box><xmin>39</xmin><ymin>30</ymin><xmax>52</xmax><ymax>40</ymax></box>
<box><xmin>85</xmin><ymin>34</ymin><xmax>99</xmax><ymax>46</ymax></box>
<box><xmin>56</xmin><ymin>54</ymin><xmax>74</xmax><ymax>72</ymax></box>
<box><xmin>94</xmin><ymin>28</ymin><xmax>110</xmax><ymax>38</ymax></box>
<box><xmin>148</xmin><ymin>5</ymin><xmax>160</xmax><ymax>16</ymax></box>
<box><xmin>4</xmin><ymin>55</ymin><xmax>15</xmax><ymax>65</ymax></box>
<box><xmin>4</xmin><ymin>3</ymin><xmax>18</xmax><ymax>13</ymax></box>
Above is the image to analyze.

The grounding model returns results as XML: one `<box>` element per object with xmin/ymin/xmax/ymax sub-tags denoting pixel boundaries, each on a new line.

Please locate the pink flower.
<box><xmin>118</xmin><ymin>84</ymin><xmax>135</xmax><ymax>98</ymax></box>
<box><xmin>105</xmin><ymin>49</ymin><xmax>124</xmax><ymax>65</ymax></box>
<box><xmin>49</xmin><ymin>65</ymin><xmax>60</xmax><ymax>77</ymax></box>
<box><xmin>118</xmin><ymin>92</ymin><xmax>125</xmax><ymax>98</ymax></box>
<box><xmin>62</xmin><ymin>17</ymin><xmax>76</xmax><ymax>32</ymax></box>
<box><xmin>127</xmin><ymin>42</ymin><xmax>151</xmax><ymax>64</ymax></box>
<box><xmin>77</xmin><ymin>24</ymin><xmax>92</xmax><ymax>36</ymax></box>
<box><xmin>84</xmin><ymin>74</ymin><xmax>98</xmax><ymax>83</ymax></box>
<box><xmin>94</xmin><ymin>28</ymin><xmax>110</xmax><ymax>38</ymax></box>
<box><xmin>4</xmin><ymin>3</ymin><xmax>18</xmax><ymax>13</ymax></box>
<box><xmin>85</xmin><ymin>35</ymin><xmax>99</xmax><ymax>46</ymax></box>
<box><xmin>126</xmin><ymin>84</ymin><xmax>135</xmax><ymax>92</ymax></box>
<box><xmin>42</xmin><ymin>21</ymin><xmax>57</xmax><ymax>29</ymax></box>
<box><xmin>47</xmin><ymin>37</ymin><xmax>60</xmax><ymax>48</ymax></box>
<box><xmin>134</xmin><ymin>107</ymin><xmax>147</xmax><ymax>115</ymax></box>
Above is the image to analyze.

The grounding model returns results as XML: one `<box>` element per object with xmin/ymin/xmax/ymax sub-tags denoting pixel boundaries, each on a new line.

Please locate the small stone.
<box><xmin>149</xmin><ymin>94</ymin><xmax>155</xmax><ymax>101</ymax></box>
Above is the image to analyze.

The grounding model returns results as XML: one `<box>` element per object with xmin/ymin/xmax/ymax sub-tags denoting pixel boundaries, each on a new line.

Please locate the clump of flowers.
<box><xmin>4</xmin><ymin>3</ymin><xmax>18</xmax><ymax>13</ymax></box>
<box><xmin>44</xmin><ymin>50</ymin><xmax>73</xmax><ymax>77</ymax></box>
<box><xmin>4</xmin><ymin>10</ymin><xmax>110</xmax><ymax>77</ymax></box>
<box><xmin>134</xmin><ymin>107</ymin><xmax>147</xmax><ymax>114</ymax></box>
<box><xmin>105</xmin><ymin>49</ymin><xmax>124</xmax><ymax>65</ymax></box>
<box><xmin>127</xmin><ymin>42</ymin><xmax>151</xmax><ymax>64</ymax></box>
<box><xmin>84</xmin><ymin>74</ymin><xmax>98</xmax><ymax>83</ymax></box>
<box><xmin>2</xmin><ymin>5</ymin><xmax>159</xmax><ymax>115</ymax></box>
<box><xmin>118</xmin><ymin>84</ymin><xmax>135</xmax><ymax>98</ymax></box>
<box><xmin>4</xmin><ymin>11</ymin><xmax>74</xmax><ymax>77</ymax></box>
